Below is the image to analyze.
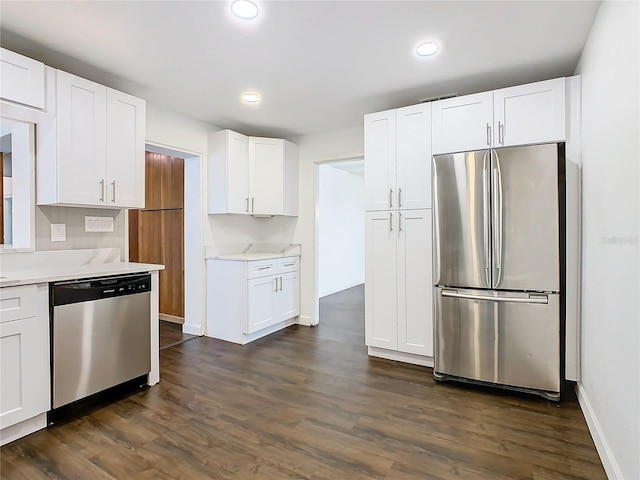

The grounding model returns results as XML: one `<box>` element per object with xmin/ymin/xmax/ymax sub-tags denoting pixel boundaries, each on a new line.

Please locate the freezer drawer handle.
<box><xmin>441</xmin><ymin>290</ymin><xmax>548</xmax><ymax>304</ymax></box>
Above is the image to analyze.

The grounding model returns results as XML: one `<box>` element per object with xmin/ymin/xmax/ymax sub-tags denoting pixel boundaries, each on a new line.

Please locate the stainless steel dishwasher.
<box><xmin>49</xmin><ymin>273</ymin><xmax>151</xmax><ymax>422</ymax></box>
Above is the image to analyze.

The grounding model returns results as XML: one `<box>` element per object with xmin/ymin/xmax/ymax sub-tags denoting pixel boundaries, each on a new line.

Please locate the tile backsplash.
<box><xmin>35</xmin><ymin>206</ymin><xmax>126</xmax><ymax>252</ymax></box>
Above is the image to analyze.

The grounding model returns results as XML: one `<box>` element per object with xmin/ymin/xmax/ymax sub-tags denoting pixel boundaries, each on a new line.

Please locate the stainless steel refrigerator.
<box><xmin>432</xmin><ymin>143</ymin><xmax>563</xmax><ymax>400</ymax></box>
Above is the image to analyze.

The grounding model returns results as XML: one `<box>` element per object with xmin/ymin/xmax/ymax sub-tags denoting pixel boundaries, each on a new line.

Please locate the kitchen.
<box><xmin>0</xmin><ymin>1</ymin><xmax>638</xmax><ymax>479</ymax></box>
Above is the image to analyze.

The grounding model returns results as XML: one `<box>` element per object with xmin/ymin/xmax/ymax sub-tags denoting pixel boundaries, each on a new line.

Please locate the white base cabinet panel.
<box><xmin>365</xmin><ymin>209</ymin><xmax>433</xmax><ymax>359</ymax></box>
<box><xmin>207</xmin><ymin>257</ymin><xmax>300</xmax><ymax>344</ymax></box>
<box><xmin>0</xmin><ymin>284</ymin><xmax>50</xmax><ymax>446</ymax></box>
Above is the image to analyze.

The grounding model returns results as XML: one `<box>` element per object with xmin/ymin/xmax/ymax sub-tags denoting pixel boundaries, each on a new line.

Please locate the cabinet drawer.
<box><xmin>277</xmin><ymin>257</ymin><xmax>299</xmax><ymax>273</ymax></box>
<box><xmin>0</xmin><ymin>285</ymin><xmax>38</xmax><ymax>322</ymax></box>
<box><xmin>247</xmin><ymin>259</ymin><xmax>277</xmax><ymax>279</ymax></box>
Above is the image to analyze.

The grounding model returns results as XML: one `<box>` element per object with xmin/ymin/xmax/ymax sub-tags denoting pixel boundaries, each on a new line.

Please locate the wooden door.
<box><xmin>129</xmin><ymin>152</ymin><xmax>184</xmax><ymax>322</ymax></box>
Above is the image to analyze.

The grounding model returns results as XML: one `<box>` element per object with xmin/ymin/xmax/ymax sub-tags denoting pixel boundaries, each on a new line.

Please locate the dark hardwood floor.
<box><xmin>159</xmin><ymin>320</ymin><xmax>197</xmax><ymax>350</ymax></box>
<box><xmin>1</xmin><ymin>285</ymin><xmax>605</xmax><ymax>479</ymax></box>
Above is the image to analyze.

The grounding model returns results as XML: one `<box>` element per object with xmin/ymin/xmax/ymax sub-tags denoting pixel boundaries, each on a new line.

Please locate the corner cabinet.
<box><xmin>207</xmin><ymin>130</ymin><xmax>299</xmax><ymax>216</ymax></box>
<box><xmin>206</xmin><ymin>256</ymin><xmax>300</xmax><ymax>344</ymax></box>
<box><xmin>0</xmin><ymin>284</ymin><xmax>50</xmax><ymax>446</ymax></box>
<box><xmin>364</xmin><ymin>103</ymin><xmax>431</xmax><ymax>211</ymax></box>
<box><xmin>432</xmin><ymin>77</ymin><xmax>566</xmax><ymax>154</ymax></box>
<box><xmin>365</xmin><ymin>209</ymin><xmax>433</xmax><ymax>360</ymax></box>
<box><xmin>37</xmin><ymin>70</ymin><xmax>145</xmax><ymax>208</ymax></box>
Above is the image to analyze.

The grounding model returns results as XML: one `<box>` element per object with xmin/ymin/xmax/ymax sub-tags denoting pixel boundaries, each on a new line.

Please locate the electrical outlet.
<box><xmin>85</xmin><ymin>216</ymin><xmax>114</xmax><ymax>233</ymax></box>
<box><xmin>51</xmin><ymin>224</ymin><xmax>66</xmax><ymax>242</ymax></box>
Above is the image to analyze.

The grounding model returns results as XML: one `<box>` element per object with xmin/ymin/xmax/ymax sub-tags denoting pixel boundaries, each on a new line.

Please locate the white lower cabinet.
<box><xmin>207</xmin><ymin>256</ymin><xmax>300</xmax><ymax>344</ymax></box>
<box><xmin>365</xmin><ymin>209</ymin><xmax>433</xmax><ymax>362</ymax></box>
<box><xmin>0</xmin><ymin>284</ymin><xmax>50</xmax><ymax>446</ymax></box>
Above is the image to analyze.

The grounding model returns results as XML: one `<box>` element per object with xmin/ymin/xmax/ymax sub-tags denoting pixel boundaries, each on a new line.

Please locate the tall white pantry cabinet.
<box><xmin>364</xmin><ymin>103</ymin><xmax>434</xmax><ymax>366</ymax></box>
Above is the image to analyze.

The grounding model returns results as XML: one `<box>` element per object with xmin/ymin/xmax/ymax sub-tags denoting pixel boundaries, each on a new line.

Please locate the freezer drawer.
<box><xmin>434</xmin><ymin>287</ymin><xmax>560</xmax><ymax>395</ymax></box>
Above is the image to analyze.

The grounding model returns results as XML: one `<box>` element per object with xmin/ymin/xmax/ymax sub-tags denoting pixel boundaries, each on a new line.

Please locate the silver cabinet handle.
<box><xmin>100</xmin><ymin>179</ymin><xmax>105</xmax><ymax>202</ymax></box>
<box><xmin>111</xmin><ymin>181</ymin><xmax>116</xmax><ymax>203</ymax></box>
<box><xmin>256</xmin><ymin>266</ymin><xmax>271</xmax><ymax>271</ymax></box>
<box><xmin>389</xmin><ymin>212</ymin><xmax>393</xmax><ymax>232</ymax></box>
<box><xmin>398</xmin><ymin>188</ymin><xmax>402</xmax><ymax>208</ymax></box>
<box><xmin>486</xmin><ymin>123</ymin><xmax>491</xmax><ymax>146</ymax></box>
<box><xmin>278</xmin><ymin>276</ymin><xmax>282</xmax><ymax>292</ymax></box>
<box><xmin>498</xmin><ymin>121</ymin><xmax>504</xmax><ymax>145</ymax></box>
<box><xmin>251</xmin><ymin>197</ymin><xmax>255</xmax><ymax>213</ymax></box>
<box><xmin>442</xmin><ymin>290</ymin><xmax>548</xmax><ymax>304</ymax></box>
<box><xmin>245</xmin><ymin>197</ymin><xmax>249</xmax><ymax>213</ymax></box>
<box><xmin>282</xmin><ymin>263</ymin><xmax>296</xmax><ymax>267</ymax></box>
<box><xmin>399</xmin><ymin>212</ymin><xmax>402</xmax><ymax>232</ymax></box>
<box><xmin>389</xmin><ymin>189</ymin><xmax>393</xmax><ymax>208</ymax></box>
<box><xmin>273</xmin><ymin>278</ymin><xmax>278</xmax><ymax>292</ymax></box>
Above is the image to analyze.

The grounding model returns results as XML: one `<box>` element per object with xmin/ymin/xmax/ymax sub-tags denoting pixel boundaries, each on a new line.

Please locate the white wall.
<box><xmin>291</xmin><ymin>124</ymin><xmax>364</xmax><ymax>325</ymax></box>
<box><xmin>318</xmin><ymin>164</ymin><xmax>364</xmax><ymax>297</ymax></box>
<box><xmin>145</xmin><ymin>102</ymin><xmax>216</xmax><ymax>335</ymax></box>
<box><xmin>573</xmin><ymin>2</ymin><xmax>640</xmax><ymax>478</ymax></box>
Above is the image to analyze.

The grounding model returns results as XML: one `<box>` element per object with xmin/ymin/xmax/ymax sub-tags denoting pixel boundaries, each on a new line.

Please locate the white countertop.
<box><xmin>208</xmin><ymin>252</ymin><xmax>300</xmax><ymax>261</ymax></box>
<box><xmin>0</xmin><ymin>261</ymin><xmax>164</xmax><ymax>287</ymax></box>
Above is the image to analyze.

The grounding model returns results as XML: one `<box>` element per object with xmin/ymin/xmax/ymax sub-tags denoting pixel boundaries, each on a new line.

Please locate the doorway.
<box><xmin>316</xmin><ymin>158</ymin><xmax>365</xmax><ymax>323</ymax></box>
<box><xmin>129</xmin><ymin>152</ymin><xmax>185</xmax><ymax>324</ymax></box>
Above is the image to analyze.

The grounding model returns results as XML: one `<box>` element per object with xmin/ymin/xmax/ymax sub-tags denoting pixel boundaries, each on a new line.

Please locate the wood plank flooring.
<box><xmin>159</xmin><ymin>320</ymin><xmax>197</xmax><ymax>350</ymax></box>
<box><xmin>1</xmin><ymin>285</ymin><xmax>606</xmax><ymax>479</ymax></box>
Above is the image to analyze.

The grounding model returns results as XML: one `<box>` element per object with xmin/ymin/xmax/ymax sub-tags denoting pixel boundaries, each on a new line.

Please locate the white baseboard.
<box><xmin>368</xmin><ymin>346</ymin><xmax>434</xmax><ymax>368</ymax></box>
<box><xmin>575</xmin><ymin>383</ymin><xmax>622</xmax><ymax>479</ymax></box>
<box><xmin>297</xmin><ymin>315</ymin><xmax>314</xmax><ymax>326</ymax></box>
<box><xmin>182</xmin><ymin>322</ymin><xmax>202</xmax><ymax>336</ymax></box>
<box><xmin>1</xmin><ymin>413</ymin><xmax>47</xmax><ymax>446</ymax></box>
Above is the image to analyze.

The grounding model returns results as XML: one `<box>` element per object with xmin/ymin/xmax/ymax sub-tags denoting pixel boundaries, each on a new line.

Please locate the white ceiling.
<box><xmin>0</xmin><ymin>1</ymin><xmax>600</xmax><ymax>138</ymax></box>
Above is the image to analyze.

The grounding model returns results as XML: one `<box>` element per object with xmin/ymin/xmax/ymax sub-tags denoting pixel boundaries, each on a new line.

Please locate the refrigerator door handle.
<box><xmin>441</xmin><ymin>290</ymin><xmax>549</xmax><ymax>305</ymax></box>
<box><xmin>492</xmin><ymin>152</ymin><xmax>504</xmax><ymax>284</ymax></box>
<box><xmin>482</xmin><ymin>152</ymin><xmax>491</xmax><ymax>280</ymax></box>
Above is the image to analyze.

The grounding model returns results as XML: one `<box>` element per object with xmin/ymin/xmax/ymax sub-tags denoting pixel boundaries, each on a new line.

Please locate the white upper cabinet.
<box><xmin>365</xmin><ymin>103</ymin><xmax>431</xmax><ymax>211</ymax></box>
<box><xmin>432</xmin><ymin>92</ymin><xmax>493</xmax><ymax>154</ymax></box>
<box><xmin>54</xmin><ymin>72</ymin><xmax>108</xmax><ymax>206</ymax></box>
<box><xmin>432</xmin><ymin>78</ymin><xmax>567</xmax><ymax>154</ymax></box>
<box><xmin>396</xmin><ymin>103</ymin><xmax>432</xmax><ymax>210</ymax></box>
<box><xmin>493</xmin><ymin>78</ymin><xmax>566</xmax><ymax>148</ymax></box>
<box><xmin>0</xmin><ymin>48</ymin><xmax>45</xmax><ymax>110</ymax></box>
<box><xmin>106</xmin><ymin>88</ymin><xmax>145</xmax><ymax>208</ymax></box>
<box><xmin>364</xmin><ymin>110</ymin><xmax>396</xmax><ymax>211</ymax></box>
<box><xmin>208</xmin><ymin>129</ymin><xmax>250</xmax><ymax>214</ymax></box>
<box><xmin>38</xmin><ymin>70</ymin><xmax>145</xmax><ymax>208</ymax></box>
<box><xmin>208</xmin><ymin>131</ymin><xmax>298</xmax><ymax>216</ymax></box>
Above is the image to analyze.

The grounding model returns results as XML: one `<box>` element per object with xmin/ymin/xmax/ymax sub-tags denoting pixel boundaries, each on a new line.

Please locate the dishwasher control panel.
<box><xmin>51</xmin><ymin>273</ymin><xmax>152</xmax><ymax>306</ymax></box>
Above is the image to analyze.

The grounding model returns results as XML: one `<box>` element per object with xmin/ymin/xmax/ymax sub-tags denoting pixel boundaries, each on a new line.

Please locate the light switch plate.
<box><xmin>51</xmin><ymin>224</ymin><xmax>66</xmax><ymax>242</ymax></box>
<box><xmin>85</xmin><ymin>216</ymin><xmax>114</xmax><ymax>233</ymax></box>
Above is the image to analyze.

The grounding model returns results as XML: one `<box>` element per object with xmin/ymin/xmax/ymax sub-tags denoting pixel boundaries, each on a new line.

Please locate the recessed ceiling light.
<box><xmin>242</xmin><ymin>93</ymin><xmax>261</xmax><ymax>103</ymax></box>
<box><xmin>231</xmin><ymin>0</ymin><xmax>258</xmax><ymax>19</ymax></box>
<box><xmin>416</xmin><ymin>42</ymin><xmax>440</xmax><ymax>57</ymax></box>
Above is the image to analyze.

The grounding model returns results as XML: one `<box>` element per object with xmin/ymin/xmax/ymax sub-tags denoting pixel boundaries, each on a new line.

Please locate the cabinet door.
<box><xmin>493</xmin><ymin>78</ymin><xmax>566</xmax><ymax>147</ymax></box>
<box><xmin>432</xmin><ymin>92</ymin><xmax>493</xmax><ymax>155</ymax></box>
<box><xmin>56</xmin><ymin>71</ymin><xmax>107</xmax><ymax>205</ymax></box>
<box><xmin>208</xmin><ymin>130</ymin><xmax>250</xmax><ymax>214</ymax></box>
<box><xmin>0</xmin><ymin>48</ymin><xmax>45</xmax><ymax>109</ymax></box>
<box><xmin>0</xmin><ymin>317</ymin><xmax>50</xmax><ymax>429</ymax></box>
<box><xmin>276</xmin><ymin>271</ymin><xmax>300</xmax><ymax>322</ymax></box>
<box><xmin>249</xmin><ymin>137</ymin><xmax>284</xmax><ymax>215</ymax></box>
<box><xmin>106</xmin><ymin>88</ymin><xmax>145</xmax><ymax>208</ymax></box>
<box><xmin>364</xmin><ymin>110</ymin><xmax>396</xmax><ymax>211</ymax></box>
<box><xmin>396</xmin><ymin>103</ymin><xmax>432</xmax><ymax>210</ymax></box>
<box><xmin>397</xmin><ymin>209</ymin><xmax>433</xmax><ymax>356</ymax></box>
<box><xmin>283</xmin><ymin>141</ymin><xmax>299</xmax><ymax>216</ymax></box>
<box><xmin>365</xmin><ymin>211</ymin><xmax>398</xmax><ymax>349</ymax></box>
<box><xmin>246</xmin><ymin>276</ymin><xmax>277</xmax><ymax>334</ymax></box>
